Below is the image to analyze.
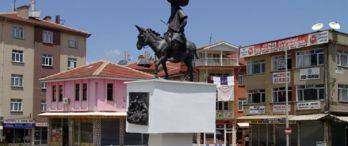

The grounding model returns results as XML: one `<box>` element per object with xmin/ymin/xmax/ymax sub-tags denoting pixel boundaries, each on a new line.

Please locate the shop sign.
<box><xmin>285</xmin><ymin>127</ymin><xmax>292</xmax><ymax>135</ymax></box>
<box><xmin>240</xmin><ymin>31</ymin><xmax>329</xmax><ymax>58</ymax></box>
<box><xmin>3</xmin><ymin>123</ymin><xmax>34</xmax><ymax>129</ymax></box>
<box><xmin>272</xmin><ymin>104</ymin><xmax>291</xmax><ymax>113</ymax></box>
<box><xmin>3</xmin><ymin>118</ymin><xmax>34</xmax><ymax>124</ymax></box>
<box><xmin>297</xmin><ymin>101</ymin><xmax>321</xmax><ymax>110</ymax></box>
<box><xmin>272</xmin><ymin>72</ymin><xmax>290</xmax><ymax>84</ymax></box>
<box><xmin>216</xmin><ymin>110</ymin><xmax>233</xmax><ymax>120</ymax></box>
<box><xmin>35</xmin><ymin>122</ymin><xmax>49</xmax><ymax>127</ymax></box>
<box><xmin>249</xmin><ymin>106</ymin><xmax>265</xmax><ymax>114</ymax></box>
<box><xmin>300</xmin><ymin>67</ymin><xmax>320</xmax><ymax>80</ymax></box>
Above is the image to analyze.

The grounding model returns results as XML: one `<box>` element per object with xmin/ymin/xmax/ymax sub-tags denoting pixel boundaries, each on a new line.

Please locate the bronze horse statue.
<box><xmin>135</xmin><ymin>25</ymin><xmax>198</xmax><ymax>81</ymax></box>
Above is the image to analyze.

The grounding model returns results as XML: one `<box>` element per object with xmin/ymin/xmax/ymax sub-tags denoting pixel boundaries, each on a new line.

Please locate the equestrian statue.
<box><xmin>135</xmin><ymin>0</ymin><xmax>198</xmax><ymax>81</ymax></box>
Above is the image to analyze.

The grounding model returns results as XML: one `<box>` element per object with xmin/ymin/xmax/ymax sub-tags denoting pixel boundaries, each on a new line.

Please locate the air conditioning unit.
<box><xmin>63</xmin><ymin>98</ymin><xmax>70</xmax><ymax>105</ymax></box>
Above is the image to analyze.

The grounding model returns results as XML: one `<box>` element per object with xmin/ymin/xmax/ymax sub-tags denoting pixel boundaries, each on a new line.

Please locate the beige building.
<box><xmin>239</xmin><ymin>30</ymin><xmax>348</xmax><ymax>146</ymax></box>
<box><xmin>0</xmin><ymin>4</ymin><xmax>90</xmax><ymax>145</ymax></box>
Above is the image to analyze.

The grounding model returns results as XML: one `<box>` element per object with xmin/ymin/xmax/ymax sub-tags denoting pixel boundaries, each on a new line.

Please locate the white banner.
<box><xmin>272</xmin><ymin>104</ymin><xmax>291</xmax><ymax>113</ymax></box>
<box><xmin>249</xmin><ymin>106</ymin><xmax>265</xmax><ymax>114</ymax></box>
<box><xmin>297</xmin><ymin>101</ymin><xmax>321</xmax><ymax>110</ymax></box>
<box><xmin>300</xmin><ymin>67</ymin><xmax>320</xmax><ymax>80</ymax></box>
<box><xmin>273</xmin><ymin>72</ymin><xmax>290</xmax><ymax>84</ymax></box>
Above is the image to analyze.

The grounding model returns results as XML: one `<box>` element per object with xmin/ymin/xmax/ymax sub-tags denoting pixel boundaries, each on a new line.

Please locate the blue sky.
<box><xmin>1</xmin><ymin>0</ymin><xmax>347</xmax><ymax>63</ymax></box>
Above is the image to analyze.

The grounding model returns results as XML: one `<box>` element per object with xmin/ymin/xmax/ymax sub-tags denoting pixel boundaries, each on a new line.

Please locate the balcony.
<box><xmin>195</xmin><ymin>58</ymin><xmax>238</xmax><ymax>67</ymax></box>
<box><xmin>216</xmin><ymin>110</ymin><xmax>234</xmax><ymax>120</ymax></box>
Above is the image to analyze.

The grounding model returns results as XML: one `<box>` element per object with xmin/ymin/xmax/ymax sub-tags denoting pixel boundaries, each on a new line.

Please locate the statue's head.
<box><xmin>135</xmin><ymin>25</ymin><xmax>147</xmax><ymax>50</ymax></box>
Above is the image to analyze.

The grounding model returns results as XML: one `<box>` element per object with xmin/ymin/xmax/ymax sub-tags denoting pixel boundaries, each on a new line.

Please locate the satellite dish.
<box><xmin>312</xmin><ymin>23</ymin><xmax>324</xmax><ymax>31</ymax></box>
<box><xmin>329</xmin><ymin>22</ymin><xmax>341</xmax><ymax>30</ymax></box>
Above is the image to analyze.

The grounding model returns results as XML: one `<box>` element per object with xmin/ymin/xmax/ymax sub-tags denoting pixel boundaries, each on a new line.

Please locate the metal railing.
<box><xmin>195</xmin><ymin>58</ymin><xmax>238</xmax><ymax>67</ymax></box>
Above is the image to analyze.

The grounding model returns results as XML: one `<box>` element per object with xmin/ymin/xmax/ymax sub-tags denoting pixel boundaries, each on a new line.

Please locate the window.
<box><xmin>41</xmin><ymin>100</ymin><xmax>47</xmax><ymax>112</ymax></box>
<box><xmin>68</xmin><ymin>58</ymin><xmax>77</xmax><ymax>69</ymax></box>
<box><xmin>247</xmin><ymin>60</ymin><xmax>265</xmax><ymax>75</ymax></box>
<box><xmin>11</xmin><ymin>74</ymin><xmax>23</xmax><ymax>87</ymax></box>
<box><xmin>40</xmin><ymin>81</ymin><xmax>47</xmax><ymax>90</ymax></box>
<box><xmin>248</xmin><ymin>89</ymin><xmax>266</xmax><ymax>103</ymax></box>
<box><xmin>272</xmin><ymin>87</ymin><xmax>292</xmax><ymax>103</ymax></box>
<box><xmin>297</xmin><ymin>84</ymin><xmax>325</xmax><ymax>101</ymax></box>
<box><xmin>107</xmin><ymin>83</ymin><xmax>113</xmax><ymax>101</ymax></box>
<box><xmin>58</xmin><ymin>85</ymin><xmax>63</xmax><ymax>102</ymax></box>
<box><xmin>238</xmin><ymin>99</ymin><xmax>247</xmax><ymax>112</ymax></box>
<box><xmin>52</xmin><ymin>85</ymin><xmax>56</xmax><ymax>102</ymax></box>
<box><xmin>338</xmin><ymin>85</ymin><xmax>348</xmax><ymax>102</ymax></box>
<box><xmin>272</xmin><ymin>55</ymin><xmax>292</xmax><ymax>71</ymax></box>
<box><xmin>296</xmin><ymin>49</ymin><xmax>324</xmax><ymax>68</ymax></box>
<box><xmin>216</xmin><ymin>101</ymin><xmax>229</xmax><ymax>110</ymax></box>
<box><xmin>337</xmin><ymin>51</ymin><xmax>348</xmax><ymax>67</ymax></box>
<box><xmin>238</xmin><ymin>74</ymin><xmax>245</xmax><ymax>86</ymax></box>
<box><xmin>13</xmin><ymin>25</ymin><xmax>24</xmax><ymax>39</ymax></box>
<box><xmin>10</xmin><ymin>99</ymin><xmax>22</xmax><ymax>112</ymax></box>
<box><xmin>68</xmin><ymin>37</ymin><xmax>77</xmax><ymax>48</ymax></box>
<box><xmin>42</xmin><ymin>54</ymin><xmax>53</xmax><ymax>67</ymax></box>
<box><xmin>75</xmin><ymin>84</ymin><xmax>80</xmax><ymax>101</ymax></box>
<box><xmin>42</xmin><ymin>30</ymin><xmax>53</xmax><ymax>44</ymax></box>
<box><xmin>82</xmin><ymin>83</ymin><xmax>87</xmax><ymax>101</ymax></box>
<box><xmin>12</xmin><ymin>50</ymin><xmax>24</xmax><ymax>63</ymax></box>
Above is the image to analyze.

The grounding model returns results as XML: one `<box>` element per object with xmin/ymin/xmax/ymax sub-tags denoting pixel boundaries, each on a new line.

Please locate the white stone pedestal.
<box><xmin>126</xmin><ymin>79</ymin><xmax>216</xmax><ymax>146</ymax></box>
<box><xmin>148</xmin><ymin>133</ymin><xmax>193</xmax><ymax>146</ymax></box>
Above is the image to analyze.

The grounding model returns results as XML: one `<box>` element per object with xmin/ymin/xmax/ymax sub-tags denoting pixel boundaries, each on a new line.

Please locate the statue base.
<box><xmin>148</xmin><ymin>133</ymin><xmax>193</xmax><ymax>146</ymax></box>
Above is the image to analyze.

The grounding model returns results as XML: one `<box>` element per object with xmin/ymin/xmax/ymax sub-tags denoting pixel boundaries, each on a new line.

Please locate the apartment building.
<box><xmin>0</xmin><ymin>5</ymin><xmax>90</xmax><ymax>144</ymax></box>
<box><xmin>193</xmin><ymin>41</ymin><xmax>247</xmax><ymax>146</ymax></box>
<box><xmin>239</xmin><ymin>30</ymin><xmax>348</xmax><ymax>146</ymax></box>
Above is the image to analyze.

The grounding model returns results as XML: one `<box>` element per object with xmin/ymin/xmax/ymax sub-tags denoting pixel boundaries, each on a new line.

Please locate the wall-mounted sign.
<box><xmin>240</xmin><ymin>31</ymin><xmax>329</xmax><ymax>58</ymax></box>
<box><xmin>297</xmin><ymin>101</ymin><xmax>321</xmax><ymax>110</ymax></box>
<box><xmin>273</xmin><ymin>72</ymin><xmax>291</xmax><ymax>84</ymax></box>
<box><xmin>249</xmin><ymin>106</ymin><xmax>265</xmax><ymax>114</ymax></box>
<box><xmin>300</xmin><ymin>68</ymin><xmax>320</xmax><ymax>80</ymax></box>
<box><xmin>272</xmin><ymin>104</ymin><xmax>291</xmax><ymax>113</ymax></box>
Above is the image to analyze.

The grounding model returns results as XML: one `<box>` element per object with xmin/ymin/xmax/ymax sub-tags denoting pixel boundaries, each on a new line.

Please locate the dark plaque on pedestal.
<box><xmin>127</xmin><ymin>92</ymin><xmax>149</xmax><ymax>125</ymax></box>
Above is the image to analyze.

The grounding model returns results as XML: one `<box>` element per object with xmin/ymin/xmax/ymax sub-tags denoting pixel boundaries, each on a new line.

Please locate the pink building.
<box><xmin>40</xmin><ymin>61</ymin><xmax>153</xmax><ymax>146</ymax></box>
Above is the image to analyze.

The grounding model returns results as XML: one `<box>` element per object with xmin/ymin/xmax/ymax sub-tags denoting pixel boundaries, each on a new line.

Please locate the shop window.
<box><xmin>82</xmin><ymin>83</ymin><xmax>87</xmax><ymax>101</ymax></box>
<box><xmin>272</xmin><ymin>55</ymin><xmax>292</xmax><ymax>71</ymax></box>
<box><xmin>296</xmin><ymin>49</ymin><xmax>324</xmax><ymax>68</ymax></box>
<box><xmin>248</xmin><ymin>89</ymin><xmax>266</xmax><ymax>103</ymax></box>
<box><xmin>107</xmin><ymin>83</ymin><xmax>114</xmax><ymax>101</ymax></box>
<box><xmin>273</xmin><ymin>87</ymin><xmax>292</xmax><ymax>103</ymax></box>
<box><xmin>297</xmin><ymin>85</ymin><xmax>325</xmax><ymax>101</ymax></box>
<box><xmin>338</xmin><ymin>84</ymin><xmax>348</xmax><ymax>102</ymax></box>
<box><xmin>247</xmin><ymin>60</ymin><xmax>266</xmax><ymax>75</ymax></box>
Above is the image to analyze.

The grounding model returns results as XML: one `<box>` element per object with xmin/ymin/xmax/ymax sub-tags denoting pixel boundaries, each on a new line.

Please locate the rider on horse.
<box><xmin>164</xmin><ymin>0</ymin><xmax>189</xmax><ymax>56</ymax></box>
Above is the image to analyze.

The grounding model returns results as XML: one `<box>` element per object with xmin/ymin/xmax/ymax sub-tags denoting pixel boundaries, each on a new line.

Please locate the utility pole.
<box><xmin>285</xmin><ymin>49</ymin><xmax>290</xmax><ymax>146</ymax></box>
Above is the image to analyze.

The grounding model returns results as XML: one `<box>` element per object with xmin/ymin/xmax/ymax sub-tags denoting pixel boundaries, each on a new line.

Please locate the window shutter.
<box><xmin>53</xmin><ymin>31</ymin><xmax>61</xmax><ymax>45</ymax></box>
<box><xmin>35</xmin><ymin>27</ymin><xmax>43</xmax><ymax>42</ymax></box>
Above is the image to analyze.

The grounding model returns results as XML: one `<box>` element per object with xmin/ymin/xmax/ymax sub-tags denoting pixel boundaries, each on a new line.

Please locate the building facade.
<box><xmin>0</xmin><ymin>5</ymin><xmax>90</xmax><ymax>145</ymax></box>
<box><xmin>193</xmin><ymin>41</ymin><xmax>247</xmax><ymax>146</ymax></box>
<box><xmin>40</xmin><ymin>61</ymin><xmax>153</xmax><ymax>146</ymax></box>
<box><xmin>239</xmin><ymin>30</ymin><xmax>348</xmax><ymax>146</ymax></box>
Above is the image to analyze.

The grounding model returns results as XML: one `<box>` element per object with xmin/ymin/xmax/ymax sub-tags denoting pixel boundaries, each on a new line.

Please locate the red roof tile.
<box><xmin>42</xmin><ymin>61</ymin><xmax>154</xmax><ymax>81</ymax></box>
<box><xmin>0</xmin><ymin>12</ymin><xmax>90</xmax><ymax>37</ymax></box>
<box><xmin>127</xmin><ymin>61</ymin><xmax>187</xmax><ymax>77</ymax></box>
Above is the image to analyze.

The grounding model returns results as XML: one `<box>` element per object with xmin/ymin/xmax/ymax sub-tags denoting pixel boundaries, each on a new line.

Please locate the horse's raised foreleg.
<box><xmin>185</xmin><ymin>57</ymin><xmax>194</xmax><ymax>81</ymax></box>
<box><xmin>161</xmin><ymin>61</ymin><xmax>169</xmax><ymax>79</ymax></box>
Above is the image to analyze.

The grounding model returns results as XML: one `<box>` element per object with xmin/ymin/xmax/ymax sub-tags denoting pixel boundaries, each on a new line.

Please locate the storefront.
<box><xmin>2</xmin><ymin>118</ymin><xmax>34</xmax><ymax>144</ymax></box>
<box><xmin>34</xmin><ymin>122</ymin><xmax>48</xmax><ymax>145</ymax></box>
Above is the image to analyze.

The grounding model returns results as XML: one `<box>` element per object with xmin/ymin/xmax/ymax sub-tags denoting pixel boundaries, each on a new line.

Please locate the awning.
<box><xmin>334</xmin><ymin>116</ymin><xmax>348</xmax><ymax>122</ymax></box>
<box><xmin>39</xmin><ymin>112</ymin><xmax>127</xmax><ymax>117</ymax></box>
<box><xmin>237</xmin><ymin>115</ymin><xmax>287</xmax><ymax>120</ymax></box>
<box><xmin>237</xmin><ymin>123</ymin><xmax>250</xmax><ymax>128</ymax></box>
<box><xmin>289</xmin><ymin>114</ymin><xmax>327</xmax><ymax>121</ymax></box>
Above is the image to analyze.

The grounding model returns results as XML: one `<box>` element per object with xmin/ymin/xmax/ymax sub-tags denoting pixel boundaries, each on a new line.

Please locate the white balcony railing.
<box><xmin>195</xmin><ymin>58</ymin><xmax>238</xmax><ymax>67</ymax></box>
